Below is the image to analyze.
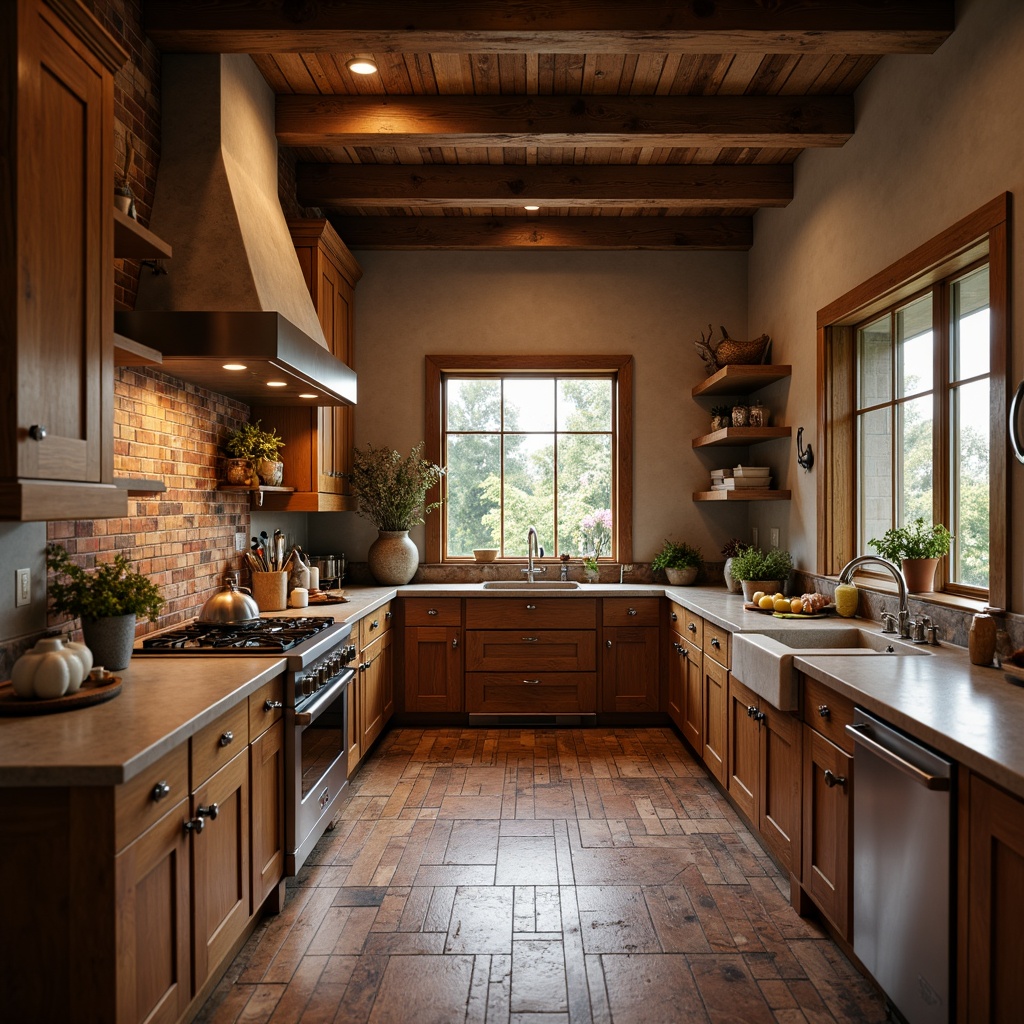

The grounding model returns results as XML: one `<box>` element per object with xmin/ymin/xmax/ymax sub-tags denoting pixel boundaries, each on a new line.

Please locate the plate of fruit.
<box><xmin>744</xmin><ymin>591</ymin><xmax>834</xmax><ymax>617</ymax></box>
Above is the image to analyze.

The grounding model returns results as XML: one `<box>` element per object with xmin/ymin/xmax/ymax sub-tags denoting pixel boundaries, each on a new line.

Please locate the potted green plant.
<box><xmin>728</xmin><ymin>545</ymin><xmax>794</xmax><ymax>602</ymax></box>
<box><xmin>46</xmin><ymin>544</ymin><xmax>164</xmax><ymax>670</ymax></box>
<box><xmin>223</xmin><ymin>420</ymin><xmax>286</xmax><ymax>486</ymax></box>
<box><xmin>869</xmin><ymin>518</ymin><xmax>952</xmax><ymax>593</ymax></box>
<box><xmin>651</xmin><ymin>539</ymin><xmax>703</xmax><ymax>586</ymax></box>
<box><xmin>350</xmin><ymin>442</ymin><xmax>445</xmax><ymax>584</ymax></box>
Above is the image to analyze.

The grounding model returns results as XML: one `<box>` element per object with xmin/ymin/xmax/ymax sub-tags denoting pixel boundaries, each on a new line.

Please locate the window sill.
<box><xmin>828</xmin><ymin>574</ymin><xmax>989</xmax><ymax>614</ymax></box>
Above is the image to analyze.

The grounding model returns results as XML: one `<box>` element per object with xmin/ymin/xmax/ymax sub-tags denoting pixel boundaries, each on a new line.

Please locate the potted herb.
<box><xmin>350</xmin><ymin>442</ymin><xmax>445</xmax><ymax>584</ymax></box>
<box><xmin>728</xmin><ymin>545</ymin><xmax>794</xmax><ymax>602</ymax></box>
<box><xmin>46</xmin><ymin>544</ymin><xmax>164</xmax><ymax>670</ymax></box>
<box><xmin>651</xmin><ymin>539</ymin><xmax>703</xmax><ymax>586</ymax></box>
<box><xmin>223</xmin><ymin>420</ymin><xmax>286</xmax><ymax>486</ymax></box>
<box><xmin>869</xmin><ymin>518</ymin><xmax>952</xmax><ymax>593</ymax></box>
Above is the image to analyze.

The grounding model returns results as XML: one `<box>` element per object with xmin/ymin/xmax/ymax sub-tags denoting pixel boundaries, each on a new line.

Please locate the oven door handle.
<box><xmin>292</xmin><ymin>669</ymin><xmax>354</xmax><ymax>727</ymax></box>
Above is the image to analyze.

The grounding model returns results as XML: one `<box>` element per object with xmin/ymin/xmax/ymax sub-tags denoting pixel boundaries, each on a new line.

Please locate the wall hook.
<box><xmin>796</xmin><ymin>427</ymin><xmax>814</xmax><ymax>472</ymax></box>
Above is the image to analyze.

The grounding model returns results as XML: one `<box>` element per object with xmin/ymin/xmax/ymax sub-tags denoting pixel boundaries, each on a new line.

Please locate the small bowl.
<box><xmin>473</xmin><ymin>548</ymin><xmax>499</xmax><ymax>562</ymax></box>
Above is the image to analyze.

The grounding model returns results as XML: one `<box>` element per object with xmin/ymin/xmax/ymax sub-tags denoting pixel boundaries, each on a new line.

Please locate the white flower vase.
<box><xmin>723</xmin><ymin>557</ymin><xmax>743</xmax><ymax>594</ymax></box>
<box><xmin>367</xmin><ymin>530</ymin><xmax>419</xmax><ymax>585</ymax></box>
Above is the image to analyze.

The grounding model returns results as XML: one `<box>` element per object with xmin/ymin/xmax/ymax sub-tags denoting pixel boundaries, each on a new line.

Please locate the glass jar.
<box><xmin>748</xmin><ymin>401</ymin><xmax>766</xmax><ymax>427</ymax></box>
<box><xmin>731</xmin><ymin>405</ymin><xmax>749</xmax><ymax>427</ymax></box>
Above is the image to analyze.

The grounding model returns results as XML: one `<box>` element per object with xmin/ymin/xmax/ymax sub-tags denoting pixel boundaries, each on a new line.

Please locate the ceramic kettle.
<box><xmin>197</xmin><ymin>575</ymin><xmax>260</xmax><ymax>623</ymax></box>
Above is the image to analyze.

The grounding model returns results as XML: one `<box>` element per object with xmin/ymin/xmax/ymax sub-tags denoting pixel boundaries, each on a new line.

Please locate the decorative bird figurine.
<box><xmin>694</xmin><ymin>324</ymin><xmax>772</xmax><ymax>375</ymax></box>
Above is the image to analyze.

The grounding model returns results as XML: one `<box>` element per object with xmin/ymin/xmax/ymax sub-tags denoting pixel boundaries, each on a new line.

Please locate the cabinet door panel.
<box><xmin>602</xmin><ymin>626</ymin><xmax>660</xmax><ymax>712</ymax></box>
<box><xmin>727</xmin><ymin>677</ymin><xmax>759</xmax><ymax>822</ymax></box>
<box><xmin>404</xmin><ymin>626</ymin><xmax>463</xmax><ymax>712</ymax></box>
<box><xmin>250</xmin><ymin>720</ymin><xmax>285</xmax><ymax>913</ymax></box>
<box><xmin>760</xmin><ymin>704</ymin><xmax>801</xmax><ymax>873</ymax></box>
<box><xmin>702</xmin><ymin>655</ymin><xmax>728</xmax><ymax>786</ymax></box>
<box><xmin>680</xmin><ymin>640</ymin><xmax>702</xmax><ymax>750</ymax></box>
<box><xmin>360</xmin><ymin>628</ymin><xmax>393</xmax><ymax>750</ymax></box>
<box><xmin>666</xmin><ymin>630</ymin><xmax>685</xmax><ymax>730</ymax></box>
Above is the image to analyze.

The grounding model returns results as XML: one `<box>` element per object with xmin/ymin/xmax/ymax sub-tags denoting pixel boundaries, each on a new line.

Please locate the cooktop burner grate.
<box><xmin>140</xmin><ymin>616</ymin><xmax>336</xmax><ymax>654</ymax></box>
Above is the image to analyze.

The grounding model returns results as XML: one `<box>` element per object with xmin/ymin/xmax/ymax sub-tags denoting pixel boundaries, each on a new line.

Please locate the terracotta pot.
<box><xmin>741</xmin><ymin>579</ymin><xmax>782</xmax><ymax>602</ymax></box>
<box><xmin>665</xmin><ymin>566</ymin><xmax>698</xmax><ymax>586</ymax></box>
<box><xmin>368</xmin><ymin>530</ymin><xmax>419</xmax><ymax>585</ymax></box>
<box><xmin>901</xmin><ymin>557</ymin><xmax>939</xmax><ymax>593</ymax></box>
<box><xmin>224</xmin><ymin>457</ymin><xmax>254</xmax><ymax>486</ymax></box>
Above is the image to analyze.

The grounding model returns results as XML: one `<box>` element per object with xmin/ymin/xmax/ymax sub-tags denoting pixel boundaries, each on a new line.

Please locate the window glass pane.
<box><xmin>445</xmin><ymin>434</ymin><xmax>501</xmax><ymax>557</ymax></box>
<box><xmin>858</xmin><ymin>408</ymin><xmax>892</xmax><ymax>552</ymax></box>
<box><xmin>951</xmin><ymin>378</ymin><xmax>990</xmax><ymax>589</ymax></box>
<box><xmin>952</xmin><ymin>266</ymin><xmax>990</xmax><ymax>381</ymax></box>
<box><xmin>558</xmin><ymin>378</ymin><xmax>613</xmax><ymax>432</ymax></box>
<box><xmin>858</xmin><ymin>315</ymin><xmax>892</xmax><ymax>407</ymax></box>
<box><xmin>504</xmin><ymin>378</ymin><xmax>554</xmax><ymax>432</ymax></box>
<box><xmin>502</xmin><ymin>434</ymin><xmax>554</xmax><ymax>556</ymax></box>
<box><xmin>446</xmin><ymin>378</ymin><xmax>500</xmax><ymax>431</ymax></box>
<box><xmin>556</xmin><ymin>433</ymin><xmax>613</xmax><ymax>557</ymax></box>
<box><xmin>899</xmin><ymin>395</ymin><xmax>933</xmax><ymax>526</ymax></box>
<box><xmin>897</xmin><ymin>295</ymin><xmax>933</xmax><ymax>397</ymax></box>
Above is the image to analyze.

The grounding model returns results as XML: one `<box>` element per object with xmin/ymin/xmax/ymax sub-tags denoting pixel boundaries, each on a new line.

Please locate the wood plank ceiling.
<box><xmin>144</xmin><ymin>1</ymin><xmax>954</xmax><ymax>250</ymax></box>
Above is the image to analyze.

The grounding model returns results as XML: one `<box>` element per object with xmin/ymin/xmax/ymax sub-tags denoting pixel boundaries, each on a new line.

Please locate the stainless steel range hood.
<box><xmin>116</xmin><ymin>54</ymin><xmax>356</xmax><ymax>407</ymax></box>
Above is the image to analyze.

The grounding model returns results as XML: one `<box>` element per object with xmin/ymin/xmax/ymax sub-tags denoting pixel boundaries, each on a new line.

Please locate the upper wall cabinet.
<box><xmin>251</xmin><ymin>219</ymin><xmax>362</xmax><ymax>512</ymax></box>
<box><xmin>0</xmin><ymin>0</ymin><xmax>128</xmax><ymax>521</ymax></box>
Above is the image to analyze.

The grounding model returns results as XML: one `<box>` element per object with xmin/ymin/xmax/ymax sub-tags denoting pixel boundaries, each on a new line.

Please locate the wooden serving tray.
<box><xmin>0</xmin><ymin>675</ymin><xmax>123</xmax><ymax>716</ymax></box>
<box><xmin>743</xmin><ymin>602</ymin><xmax>834</xmax><ymax>618</ymax></box>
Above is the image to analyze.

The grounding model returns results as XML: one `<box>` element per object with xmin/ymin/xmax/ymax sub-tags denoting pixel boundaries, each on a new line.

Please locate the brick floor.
<box><xmin>196</xmin><ymin>727</ymin><xmax>885</xmax><ymax>1023</ymax></box>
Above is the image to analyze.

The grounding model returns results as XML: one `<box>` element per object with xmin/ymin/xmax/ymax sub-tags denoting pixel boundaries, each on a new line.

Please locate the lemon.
<box><xmin>790</xmin><ymin>597</ymin><xmax>803</xmax><ymax>614</ymax></box>
<box><xmin>774</xmin><ymin>592</ymin><xmax>785</xmax><ymax>601</ymax></box>
<box><xmin>751</xmin><ymin>591</ymin><xmax>765</xmax><ymax>605</ymax></box>
<box><xmin>758</xmin><ymin>595</ymin><xmax>775</xmax><ymax>610</ymax></box>
<box><xmin>774</xmin><ymin>597</ymin><xmax>790</xmax><ymax>612</ymax></box>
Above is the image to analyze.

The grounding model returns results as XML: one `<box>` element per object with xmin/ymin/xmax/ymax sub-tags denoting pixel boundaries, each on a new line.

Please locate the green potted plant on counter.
<box><xmin>223</xmin><ymin>420</ymin><xmax>286</xmax><ymax>487</ymax></box>
<box><xmin>729</xmin><ymin>544</ymin><xmax>794</xmax><ymax>602</ymax></box>
<box><xmin>46</xmin><ymin>544</ymin><xmax>164</xmax><ymax>671</ymax></box>
<box><xmin>651</xmin><ymin>539</ymin><xmax>703</xmax><ymax>586</ymax></box>
<box><xmin>869</xmin><ymin>517</ymin><xmax>952</xmax><ymax>593</ymax></box>
<box><xmin>350</xmin><ymin>441</ymin><xmax>445</xmax><ymax>585</ymax></box>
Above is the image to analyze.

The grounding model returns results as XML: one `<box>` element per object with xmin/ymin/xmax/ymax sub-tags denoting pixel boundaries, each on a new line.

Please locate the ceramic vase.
<box><xmin>224</xmin><ymin>457</ymin><xmax>254</xmax><ymax>486</ymax></box>
<box><xmin>368</xmin><ymin>530</ymin><xmax>419</xmax><ymax>585</ymax></box>
<box><xmin>901</xmin><ymin>557</ymin><xmax>939</xmax><ymax>593</ymax></box>
<box><xmin>255</xmin><ymin>459</ymin><xmax>284</xmax><ymax>486</ymax></box>
<box><xmin>722</xmin><ymin>557</ymin><xmax>743</xmax><ymax>594</ymax></box>
<box><xmin>82</xmin><ymin>613</ymin><xmax>137</xmax><ymax>671</ymax></box>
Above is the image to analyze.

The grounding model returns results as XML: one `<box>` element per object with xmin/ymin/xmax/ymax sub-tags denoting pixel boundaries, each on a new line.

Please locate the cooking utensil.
<box><xmin>197</xmin><ymin>574</ymin><xmax>261</xmax><ymax>623</ymax></box>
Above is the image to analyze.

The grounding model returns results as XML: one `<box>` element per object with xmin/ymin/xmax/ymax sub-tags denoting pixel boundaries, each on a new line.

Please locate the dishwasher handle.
<box><xmin>846</xmin><ymin>722</ymin><xmax>951</xmax><ymax>791</ymax></box>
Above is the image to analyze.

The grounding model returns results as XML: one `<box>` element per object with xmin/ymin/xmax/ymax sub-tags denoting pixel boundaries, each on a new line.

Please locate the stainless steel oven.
<box><xmin>135</xmin><ymin>615</ymin><xmax>356</xmax><ymax>874</ymax></box>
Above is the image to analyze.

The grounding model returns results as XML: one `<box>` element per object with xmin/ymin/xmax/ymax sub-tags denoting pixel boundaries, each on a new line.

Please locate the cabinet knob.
<box><xmin>523</xmin><ymin>679</ymin><xmax>540</xmax><ymax>685</ymax></box>
<box><xmin>427</xmin><ymin>608</ymin><xmax>438</xmax><ymax>616</ymax></box>
<box><xmin>370</xmin><ymin>618</ymin><xmax>380</xmax><ymax>630</ymax></box>
<box><xmin>219</xmin><ymin>731</ymin><xmax>234</xmax><ymax>747</ymax></box>
<box><xmin>385</xmin><ymin>610</ymin><xmax>393</xmax><ymax>621</ymax></box>
<box><xmin>151</xmin><ymin>781</ymin><xmax>171</xmax><ymax>802</ymax></box>
<box><xmin>28</xmin><ymin>424</ymin><xmax>47</xmax><ymax>441</ymax></box>
<box><xmin>526</xmin><ymin>604</ymin><xmax>537</xmax><ymax>611</ymax></box>
<box><xmin>265</xmin><ymin>699</ymin><xmax>283</xmax><ymax>711</ymax></box>
<box><xmin>521</xmin><ymin>637</ymin><xmax>539</xmax><ymax>643</ymax></box>
<box><xmin>670</xmin><ymin>612</ymin><xmax>678</xmax><ymax>621</ymax></box>
<box><xmin>452</xmin><ymin>636</ymin><xmax>458</xmax><ymax>649</ymax></box>
<box><xmin>687</xmin><ymin>622</ymin><xmax>697</xmax><ymax>633</ymax></box>
<box><xmin>606</xmin><ymin>639</ymin><xmax>612</xmax><ymax>648</ymax></box>
<box><xmin>823</xmin><ymin>769</ymin><xmax>847</xmax><ymax>789</ymax></box>
<box><xmin>817</xmin><ymin>704</ymin><xmax>830</xmax><ymax>719</ymax></box>
<box><xmin>183</xmin><ymin>816</ymin><xmax>205</xmax><ymax>835</ymax></box>
<box><xmin>711</xmin><ymin>637</ymin><xmax>721</xmax><ymax>649</ymax></box>
<box><xmin>627</xmin><ymin>607</ymin><xmax>637</xmax><ymax>616</ymax></box>
<box><xmin>197</xmin><ymin>802</ymin><xmax>219</xmax><ymax>821</ymax></box>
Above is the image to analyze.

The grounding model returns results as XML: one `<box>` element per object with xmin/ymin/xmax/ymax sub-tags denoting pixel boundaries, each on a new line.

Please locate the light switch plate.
<box><xmin>751</xmin><ymin>527</ymin><xmax>759</xmax><ymax>548</ymax></box>
<box><xmin>16</xmin><ymin>568</ymin><xmax>30</xmax><ymax>607</ymax></box>
<box><xmin>770</xmin><ymin>528</ymin><xmax>780</xmax><ymax>548</ymax></box>
<box><xmin>235</xmin><ymin>532</ymin><xmax>247</xmax><ymax>552</ymax></box>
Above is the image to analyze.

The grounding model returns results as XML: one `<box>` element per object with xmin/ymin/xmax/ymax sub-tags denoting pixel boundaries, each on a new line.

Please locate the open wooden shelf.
<box><xmin>692</xmin><ymin>364</ymin><xmax>792</xmax><ymax>398</ymax></box>
<box><xmin>692</xmin><ymin>426</ymin><xmax>792</xmax><ymax>448</ymax></box>
<box><xmin>114</xmin><ymin>477</ymin><xmax>166</xmax><ymax>495</ymax></box>
<box><xmin>693</xmin><ymin>489</ymin><xmax>792</xmax><ymax>502</ymax></box>
<box><xmin>113</xmin><ymin>332</ymin><xmax>162</xmax><ymax>367</ymax></box>
<box><xmin>113</xmin><ymin>208</ymin><xmax>172</xmax><ymax>260</ymax></box>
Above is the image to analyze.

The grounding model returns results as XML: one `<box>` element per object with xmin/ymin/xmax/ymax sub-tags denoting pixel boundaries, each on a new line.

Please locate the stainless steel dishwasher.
<box><xmin>846</xmin><ymin>708</ymin><xmax>954</xmax><ymax>1024</ymax></box>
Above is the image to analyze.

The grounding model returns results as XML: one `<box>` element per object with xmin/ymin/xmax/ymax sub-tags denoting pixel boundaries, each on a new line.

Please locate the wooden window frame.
<box><xmin>425</xmin><ymin>354</ymin><xmax>634</xmax><ymax>565</ymax></box>
<box><xmin>816</xmin><ymin>194</ymin><xmax>1010</xmax><ymax>608</ymax></box>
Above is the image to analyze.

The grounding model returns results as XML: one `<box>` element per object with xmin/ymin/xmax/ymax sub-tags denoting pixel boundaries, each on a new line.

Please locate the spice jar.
<box><xmin>748</xmin><ymin>400</ymin><xmax>766</xmax><ymax>427</ymax></box>
<box><xmin>731</xmin><ymin>405</ymin><xmax>749</xmax><ymax>427</ymax></box>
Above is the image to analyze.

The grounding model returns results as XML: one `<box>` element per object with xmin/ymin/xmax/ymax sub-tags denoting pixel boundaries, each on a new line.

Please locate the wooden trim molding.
<box><xmin>424</xmin><ymin>355</ymin><xmax>634</xmax><ymax>564</ymax></box>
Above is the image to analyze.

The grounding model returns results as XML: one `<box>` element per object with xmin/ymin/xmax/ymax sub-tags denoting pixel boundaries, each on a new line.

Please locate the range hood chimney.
<box><xmin>116</xmin><ymin>54</ymin><xmax>356</xmax><ymax>406</ymax></box>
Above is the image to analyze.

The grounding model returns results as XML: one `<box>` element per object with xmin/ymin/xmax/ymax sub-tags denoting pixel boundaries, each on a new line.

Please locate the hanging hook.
<box><xmin>796</xmin><ymin>427</ymin><xmax>814</xmax><ymax>472</ymax></box>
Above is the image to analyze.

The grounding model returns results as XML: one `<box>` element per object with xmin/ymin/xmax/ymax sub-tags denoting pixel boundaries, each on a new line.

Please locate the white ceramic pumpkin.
<box><xmin>10</xmin><ymin>637</ymin><xmax>89</xmax><ymax>699</ymax></box>
<box><xmin>62</xmin><ymin>639</ymin><xmax>94</xmax><ymax>693</ymax></box>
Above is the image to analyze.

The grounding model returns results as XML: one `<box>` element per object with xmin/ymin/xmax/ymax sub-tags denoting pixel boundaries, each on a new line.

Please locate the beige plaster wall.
<box><xmin>311</xmin><ymin>250</ymin><xmax>749</xmax><ymax>564</ymax></box>
<box><xmin>747</xmin><ymin>0</ymin><xmax>1024</xmax><ymax>610</ymax></box>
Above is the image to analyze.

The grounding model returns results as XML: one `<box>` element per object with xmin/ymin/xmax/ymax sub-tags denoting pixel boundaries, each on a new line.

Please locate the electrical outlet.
<box><xmin>235</xmin><ymin>532</ymin><xmax>247</xmax><ymax>552</ymax></box>
<box><xmin>751</xmin><ymin>527</ymin><xmax>759</xmax><ymax>548</ymax></box>
<box><xmin>770</xmin><ymin>528</ymin><xmax>780</xmax><ymax>548</ymax></box>
<box><xmin>16</xmin><ymin>568</ymin><xmax>30</xmax><ymax>607</ymax></box>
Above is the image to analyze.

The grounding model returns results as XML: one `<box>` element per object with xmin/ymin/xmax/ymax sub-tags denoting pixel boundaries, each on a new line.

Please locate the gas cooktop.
<box><xmin>138</xmin><ymin>617</ymin><xmax>337</xmax><ymax>654</ymax></box>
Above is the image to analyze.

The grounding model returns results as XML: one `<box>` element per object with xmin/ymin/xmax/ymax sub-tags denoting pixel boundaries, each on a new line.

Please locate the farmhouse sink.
<box><xmin>482</xmin><ymin>580</ymin><xmax>581</xmax><ymax>590</ymax></box>
<box><xmin>732</xmin><ymin>626</ymin><xmax>930</xmax><ymax>711</ymax></box>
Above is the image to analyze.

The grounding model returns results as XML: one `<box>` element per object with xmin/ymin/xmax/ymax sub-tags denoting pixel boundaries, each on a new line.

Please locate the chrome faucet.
<box><xmin>838</xmin><ymin>555</ymin><xmax>911</xmax><ymax>639</ymax></box>
<box><xmin>522</xmin><ymin>526</ymin><xmax>546</xmax><ymax>583</ymax></box>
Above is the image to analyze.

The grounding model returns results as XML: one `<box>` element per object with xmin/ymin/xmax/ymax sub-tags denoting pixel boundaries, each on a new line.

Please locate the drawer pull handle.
<box><xmin>264</xmin><ymin>699</ymin><xmax>283</xmax><ymax>711</ymax></box>
<box><xmin>670</xmin><ymin>612</ymin><xmax>678</xmax><ymax>621</ymax></box>
<box><xmin>452</xmin><ymin>637</ymin><xmax>459</xmax><ymax>648</ymax></box>
<box><xmin>197</xmin><ymin>802</ymin><xmax>219</xmax><ymax>821</ymax></box>
<box><xmin>526</xmin><ymin>604</ymin><xmax>537</xmax><ymax>610</ymax></box>
<box><xmin>627</xmin><ymin>607</ymin><xmax>637</xmax><ymax>616</ymax></box>
<box><xmin>746</xmin><ymin>705</ymin><xmax>765</xmax><ymax>722</ymax></box>
<box><xmin>427</xmin><ymin>608</ymin><xmax>438</xmax><ymax>616</ymax></box>
<box><xmin>29</xmin><ymin>424</ymin><xmax>47</xmax><ymax>441</ymax></box>
<box><xmin>818</xmin><ymin>704</ymin><xmax>830</xmax><ymax>719</ymax></box>
<box><xmin>385</xmin><ymin>610</ymin><xmax>393</xmax><ymax>620</ymax></box>
<box><xmin>219</xmin><ymin>731</ymin><xmax>234</xmax><ymax>747</ymax></box>
<box><xmin>183</xmin><ymin>816</ymin><xmax>205</xmax><ymax>835</ymax></box>
<box><xmin>687</xmin><ymin>622</ymin><xmax>697</xmax><ymax>633</ymax></box>
<box><xmin>606</xmin><ymin>639</ymin><xmax>612</xmax><ymax>648</ymax></box>
<box><xmin>151</xmin><ymin>781</ymin><xmax>171</xmax><ymax>802</ymax></box>
<box><xmin>521</xmin><ymin>636</ymin><xmax>539</xmax><ymax>643</ymax></box>
<box><xmin>710</xmin><ymin>637</ymin><xmax>721</xmax><ymax>649</ymax></box>
<box><xmin>370</xmin><ymin>619</ymin><xmax>379</xmax><ymax>629</ymax></box>
<box><xmin>523</xmin><ymin>679</ymin><xmax>540</xmax><ymax>685</ymax></box>
<box><xmin>823</xmin><ymin>769</ymin><xmax>847</xmax><ymax>788</ymax></box>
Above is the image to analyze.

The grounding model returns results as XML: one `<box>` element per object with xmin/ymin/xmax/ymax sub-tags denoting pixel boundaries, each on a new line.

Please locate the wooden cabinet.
<box><xmin>702</xmin><ymin>655</ymin><xmax>728</xmax><ymax>785</ymax></box>
<box><xmin>249</xmin><ymin>677</ymin><xmax>285</xmax><ymax>913</ymax></box>
<box><xmin>0</xmin><ymin>0</ymin><xmax>129</xmax><ymax>520</ymax></box>
<box><xmin>404</xmin><ymin>599</ymin><xmax>463</xmax><ymax>713</ymax></box>
<box><xmin>727</xmin><ymin>676</ymin><xmax>801</xmax><ymax>872</ymax></box>
<box><xmin>690</xmin><ymin>364</ymin><xmax>793</xmax><ymax>503</ymax></box>
<box><xmin>601</xmin><ymin>599</ymin><xmax>660</xmax><ymax>713</ymax></box>
<box><xmin>252</xmin><ymin>219</ymin><xmax>361</xmax><ymax>512</ymax></box>
<box><xmin>680</xmin><ymin>631</ymin><xmax>703</xmax><ymax>750</ymax></box>
<box><xmin>959</xmin><ymin>772</ymin><xmax>1024</xmax><ymax>1020</ymax></box>
<box><xmin>360</xmin><ymin>619</ymin><xmax>394</xmax><ymax>753</ymax></box>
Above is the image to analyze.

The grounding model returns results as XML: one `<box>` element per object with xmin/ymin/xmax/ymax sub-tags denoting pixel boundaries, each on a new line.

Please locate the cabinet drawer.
<box><xmin>249</xmin><ymin>675</ymin><xmax>285</xmax><ymax>740</ymax></box>
<box><xmin>466</xmin><ymin>672</ymin><xmax>596</xmax><ymax>714</ymax></box>
<box><xmin>704</xmin><ymin>621</ymin><xmax>730</xmax><ymax>668</ymax></box>
<box><xmin>465</xmin><ymin>597</ymin><xmax>597</xmax><ymax>630</ymax></box>
<box><xmin>360</xmin><ymin>601</ymin><xmax>394</xmax><ymax>645</ymax></box>
<box><xmin>115</xmin><ymin>744</ymin><xmax>189</xmax><ymax>852</ymax></box>
<box><xmin>403</xmin><ymin>598</ymin><xmax>462</xmax><ymax>626</ymax></box>
<box><xmin>602</xmin><ymin>598</ymin><xmax>660</xmax><ymax>627</ymax></box>
<box><xmin>191</xmin><ymin>701</ymin><xmax>249</xmax><ymax>788</ymax></box>
<box><xmin>466</xmin><ymin>630</ymin><xmax>596</xmax><ymax>672</ymax></box>
<box><xmin>801</xmin><ymin>675</ymin><xmax>856</xmax><ymax>754</ymax></box>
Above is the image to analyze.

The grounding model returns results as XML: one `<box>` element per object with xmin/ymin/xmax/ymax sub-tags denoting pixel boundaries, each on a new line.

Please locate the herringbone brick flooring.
<box><xmin>196</xmin><ymin>727</ymin><xmax>885</xmax><ymax>1023</ymax></box>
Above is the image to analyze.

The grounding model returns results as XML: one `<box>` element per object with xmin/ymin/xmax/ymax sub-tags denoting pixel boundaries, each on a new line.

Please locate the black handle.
<box><xmin>823</xmin><ymin>769</ymin><xmax>846</xmax><ymax>789</ymax></box>
<box><xmin>1011</xmin><ymin>379</ymin><xmax>1024</xmax><ymax>464</ymax></box>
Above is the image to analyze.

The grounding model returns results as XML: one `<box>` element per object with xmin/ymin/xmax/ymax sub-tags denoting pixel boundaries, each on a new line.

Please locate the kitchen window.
<box><xmin>817</xmin><ymin>195</ymin><xmax>1010</xmax><ymax>606</ymax></box>
<box><xmin>424</xmin><ymin>356</ymin><xmax>633</xmax><ymax>563</ymax></box>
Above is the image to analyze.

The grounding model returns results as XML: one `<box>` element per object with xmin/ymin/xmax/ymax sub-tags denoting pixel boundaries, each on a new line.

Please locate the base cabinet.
<box><xmin>250</xmin><ymin>720</ymin><xmax>285</xmax><ymax>913</ymax></box>
<box><xmin>701</xmin><ymin>655</ymin><xmax>728</xmax><ymax>786</ymax></box>
<box><xmin>403</xmin><ymin>599</ymin><xmax>464</xmax><ymax>713</ymax></box>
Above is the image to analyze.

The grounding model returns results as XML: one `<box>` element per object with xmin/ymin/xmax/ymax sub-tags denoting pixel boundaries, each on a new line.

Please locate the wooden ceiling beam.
<box><xmin>297</xmin><ymin>162</ymin><xmax>794</xmax><ymax>208</ymax></box>
<box><xmin>328</xmin><ymin>215</ymin><xmax>753</xmax><ymax>250</ymax></box>
<box><xmin>143</xmin><ymin>1</ymin><xmax>953</xmax><ymax>55</ymax></box>
<box><xmin>278</xmin><ymin>95</ymin><xmax>852</xmax><ymax>149</ymax></box>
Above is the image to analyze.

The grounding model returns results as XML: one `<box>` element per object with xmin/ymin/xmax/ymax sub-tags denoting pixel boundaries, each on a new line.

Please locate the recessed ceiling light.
<box><xmin>266</xmin><ymin>381</ymin><xmax>288</xmax><ymax>388</ymax></box>
<box><xmin>299</xmin><ymin>393</ymin><xmax>318</xmax><ymax>399</ymax></box>
<box><xmin>222</xmin><ymin>363</ymin><xmax>247</xmax><ymax>371</ymax></box>
<box><xmin>524</xmin><ymin>205</ymin><xmax>540</xmax><ymax>211</ymax></box>
<box><xmin>346</xmin><ymin>56</ymin><xmax>378</xmax><ymax>75</ymax></box>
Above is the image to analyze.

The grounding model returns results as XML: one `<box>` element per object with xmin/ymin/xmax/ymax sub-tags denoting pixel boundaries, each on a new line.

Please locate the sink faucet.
<box><xmin>522</xmin><ymin>526</ymin><xmax>546</xmax><ymax>583</ymax></box>
<box><xmin>837</xmin><ymin>555</ymin><xmax>911</xmax><ymax>639</ymax></box>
